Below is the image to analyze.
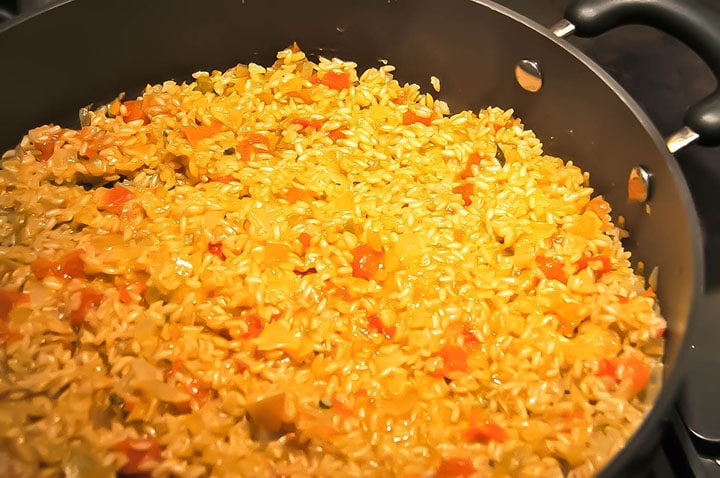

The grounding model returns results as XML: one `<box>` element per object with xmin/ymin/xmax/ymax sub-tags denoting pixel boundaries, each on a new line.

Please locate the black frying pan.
<box><xmin>0</xmin><ymin>0</ymin><xmax>718</xmax><ymax>475</ymax></box>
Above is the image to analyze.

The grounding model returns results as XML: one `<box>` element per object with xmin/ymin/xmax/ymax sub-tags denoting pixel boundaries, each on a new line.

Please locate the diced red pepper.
<box><xmin>536</xmin><ymin>256</ymin><xmax>567</xmax><ymax>283</ymax></box>
<box><xmin>597</xmin><ymin>357</ymin><xmax>650</xmax><ymax>394</ymax></box>
<box><xmin>328</xmin><ymin>128</ymin><xmax>347</xmax><ymax>141</ymax></box>
<box><xmin>641</xmin><ymin>287</ymin><xmax>656</xmax><ymax>299</ymax></box>
<box><xmin>577</xmin><ymin>254</ymin><xmax>612</xmax><ymax>275</ymax></box>
<box><xmin>456</xmin><ymin>153</ymin><xmax>483</xmax><ymax>180</ymax></box>
<box><xmin>101</xmin><ymin>186</ymin><xmax>136</xmax><ymax>215</ymax></box>
<box><xmin>318</xmin><ymin>71</ymin><xmax>352</xmax><ymax>91</ymax></box>
<box><xmin>597</xmin><ymin>358</ymin><xmax>618</xmax><ymax>378</ymax></box>
<box><xmin>114</xmin><ymin>438</ymin><xmax>161</xmax><ymax>476</ymax></box>
<box><xmin>238</xmin><ymin>133</ymin><xmax>270</xmax><ymax>160</ymax></box>
<box><xmin>207</xmin><ymin>174</ymin><xmax>236</xmax><ymax>183</ymax></box>
<box><xmin>119</xmin><ymin>283</ymin><xmax>147</xmax><ymax>305</ymax></box>
<box><xmin>587</xmin><ymin>196</ymin><xmax>611</xmax><ymax>218</ymax></box>
<box><xmin>462</xmin><ymin>422</ymin><xmax>508</xmax><ymax>443</ymax></box>
<box><xmin>240</xmin><ymin>314</ymin><xmax>264</xmax><ymax>339</ymax></box>
<box><xmin>0</xmin><ymin>291</ymin><xmax>27</xmax><ymax>344</ymax></box>
<box><xmin>625</xmin><ymin>357</ymin><xmax>650</xmax><ymax>393</ymax></box>
<box><xmin>34</xmin><ymin>133</ymin><xmax>60</xmax><ymax>161</ymax></box>
<box><xmin>462</xmin><ymin>329</ymin><xmax>481</xmax><ymax>350</ymax></box>
<box><xmin>179</xmin><ymin>378</ymin><xmax>211</xmax><ymax>407</ymax></box>
<box><xmin>208</xmin><ymin>241</ymin><xmax>226</xmax><ymax>261</ymax></box>
<box><xmin>286</xmin><ymin>90</ymin><xmax>313</xmax><ymax>104</ymax></box>
<box><xmin>83</xmin><ymin>145</ymin><xmax>100</xmax><ymax>160</ymax></box>
<box><xmin>435</xmin><ymin>458</ymin><xmax>475</xmax><ymax>478</ymax></box>
<box><xmin>367</xmin><ymin>313</ymin><xmax>396</xmax><ymax>339</ymax></box>
<box><xmin>298</xmin><ymin>232</ymin><xmax>312</xmax><ymax>251</ymax></box>
<box><xmin>291</xmin><ymin>117</ymin><xmax>325</xmax><ymax>131</ymax></box>
<box><xmin>452</xmin><ymin>183</ymin><xmax>474</xmax><ymax>206</ymax></box>
<box><xmin>31</xmin><ymin>249</ymin><xmax>86</xmax><ymax>281</ymax></box>
<box><xmin>284</xmin><ymin>187</ymin><xmax>316</xmax><ymax>203</ymax></box>
<box><xmin>232</xmin><ymin>359</ymin><xmax>249</xmax><ymax>374</ymax></box>
<box><xmin>70</xmin><ymin>287</ymin><xmax>102</xmax><ymax>326</ymax></box>
<box><xmin>403</xmin><ymin>110</ymin><xmax>434</xmax><ymax>126</ymax></box>
<box><xmin>436</xmin><ymin>344</ymin><xmax>468</xmax><ymax>375</ymax></box>
<box><xmin>182</xmin><ymin>118</ymin><xmax>224</xmax><ymax>147</ymax></box>
<box><xmin>0</xmin><ymin>290</ymin><xmax>28</xmax><ymax>321</ymax></box>
<box><xmin>350</xmin><ymin>244</ymin><xmax>385</xmax><ymax>280</ymax></box>
<box><xmin>122</xmin><ymin>99</ymin><xmax>149</xmax><ymax>124</ymax></box>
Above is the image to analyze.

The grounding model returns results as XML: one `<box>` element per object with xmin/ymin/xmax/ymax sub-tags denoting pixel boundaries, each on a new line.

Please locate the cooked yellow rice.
<box><xmin>0</xmin><ymin>45</ymin><xmax>666</xmax><ymax>478</ymax></box>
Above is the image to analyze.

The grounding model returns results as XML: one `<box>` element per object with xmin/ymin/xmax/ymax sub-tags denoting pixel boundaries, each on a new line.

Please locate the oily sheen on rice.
<box><xmin>0</xmin><ymin>45</ymin><xmax>666</xmax><ymax>477</ymax></box>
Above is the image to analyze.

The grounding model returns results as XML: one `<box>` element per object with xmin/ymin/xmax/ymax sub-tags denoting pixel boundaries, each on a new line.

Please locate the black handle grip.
<box><xmin>565</xmin><ymin>0</ymin><xmax>720</xmax><ymax>147</ymax></box>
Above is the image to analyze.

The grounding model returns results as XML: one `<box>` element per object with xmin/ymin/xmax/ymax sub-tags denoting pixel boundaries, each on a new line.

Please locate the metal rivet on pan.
<box><xmin>628</xmin><ymin>166</ymin><xmax>651</xmax><ymax>203</ymax></box>
<box><xmin>515</xmin><ymin>60</ymin><xmax>543</xmax><ymax>93</ymax></box>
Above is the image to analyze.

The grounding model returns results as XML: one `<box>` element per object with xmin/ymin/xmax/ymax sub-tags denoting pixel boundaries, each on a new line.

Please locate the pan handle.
<box><xmin>555</xmin><ymin>0</ymin><xmax>720</xmax><ymax>152</ymax></box>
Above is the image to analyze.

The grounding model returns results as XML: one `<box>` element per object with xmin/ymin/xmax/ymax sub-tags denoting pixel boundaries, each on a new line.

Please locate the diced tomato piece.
<box><xmin>101</xmin><ymin>186</ymin><xmax>136</xmax><ymax>214</ymax></box>
<box><xmin>319</xmin><ymin>71</ymin><xmax>352</xmax><ymax>91</ymax></box>
<box><xmin>298</xmin><ymin>232</ymin><xmax>312</xmax><ymax>251</ymax></box>
<box><xmin>350</xmin><ymin>244</ymin><xmax>385</xmax><ymax>280</ymax></box>
<box><xmin>114</xmin><ymin>438</ymin><xmax>161</xmax><ymax>476</ymax></box>
<box><xmin>452</xmin><ymin>183</ymin><xmax>474</xmax><ymax>206</ymax></box>
<box><xmin>0</xmin><ymin>290</ymin><xmax>28</xmax><ymax>321</ymax></box>
<box><xmin>577</xmin><ymin>254</ymin><xmax>612</xmax><ymax>275</ymax></box>
<box><xmin>208</xmin><ymin>241</ymin><xmax>226</xmax><ymax>261</ymax></box>
<box><xmin>122</xmin><ymin>99</ymin><xmax>149</xmax><ymax>124</ymax></box>
<box><xmin>183</xmin><ymin>118</ymin><xmax>224</xmax><ymax>146</ymax></box>
<box><xmin>536</xmin><ymin>256</ymin><xmax>567</xmax><ymax>283</ymax></box>
<box><xmin>436</xmin><ymin>344</ymin><xmax>468</xmax><ymax>374</ymax></box>
<box><xmin>462</xmin><ymin>422</ymin><xmax>508</xmax><ymax>443</ymax></box>
<box><xmin>31</xmin><ymin>249</ymin><xmax>86</xmax><ymax>281</ymax></box>
<box><xmin>403</xmin><ymin>110</ymin><xmax>434</xmax><ymax>126</ymax></box>
<box><xmin>435</xmin><ymin>458</ymin><xmax>475</xmax><ymax>478</ymax></box>
<box><xmin>367</xmin><ymin>313</ymin><xmax>396</xmax><ymax>339</ymax></box>
<box><xmin>119</xmin><ymin>283</ymin><xmax>147</xmax><ymax>305</ymax></box>
<box><xmin>69</xmin><ymin>287</ymin><xmax>102</xmax><ymax>326</ymax></box>
<box><xmin>456</xmin><ymin>153</ymin><xmax>483</xmax><ymax>180</ymax></box>
<box><xmin>238</xmin><ymin>133</ymin><xmax>270</xmax><ymax>160</ymax></box>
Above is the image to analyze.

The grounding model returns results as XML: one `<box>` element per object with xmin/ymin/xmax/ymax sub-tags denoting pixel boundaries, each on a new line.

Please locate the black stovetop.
<box><xmin>2</xmin><ymin>0</ymin><xmax>720</xmax><ymax>476</ymax></box>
